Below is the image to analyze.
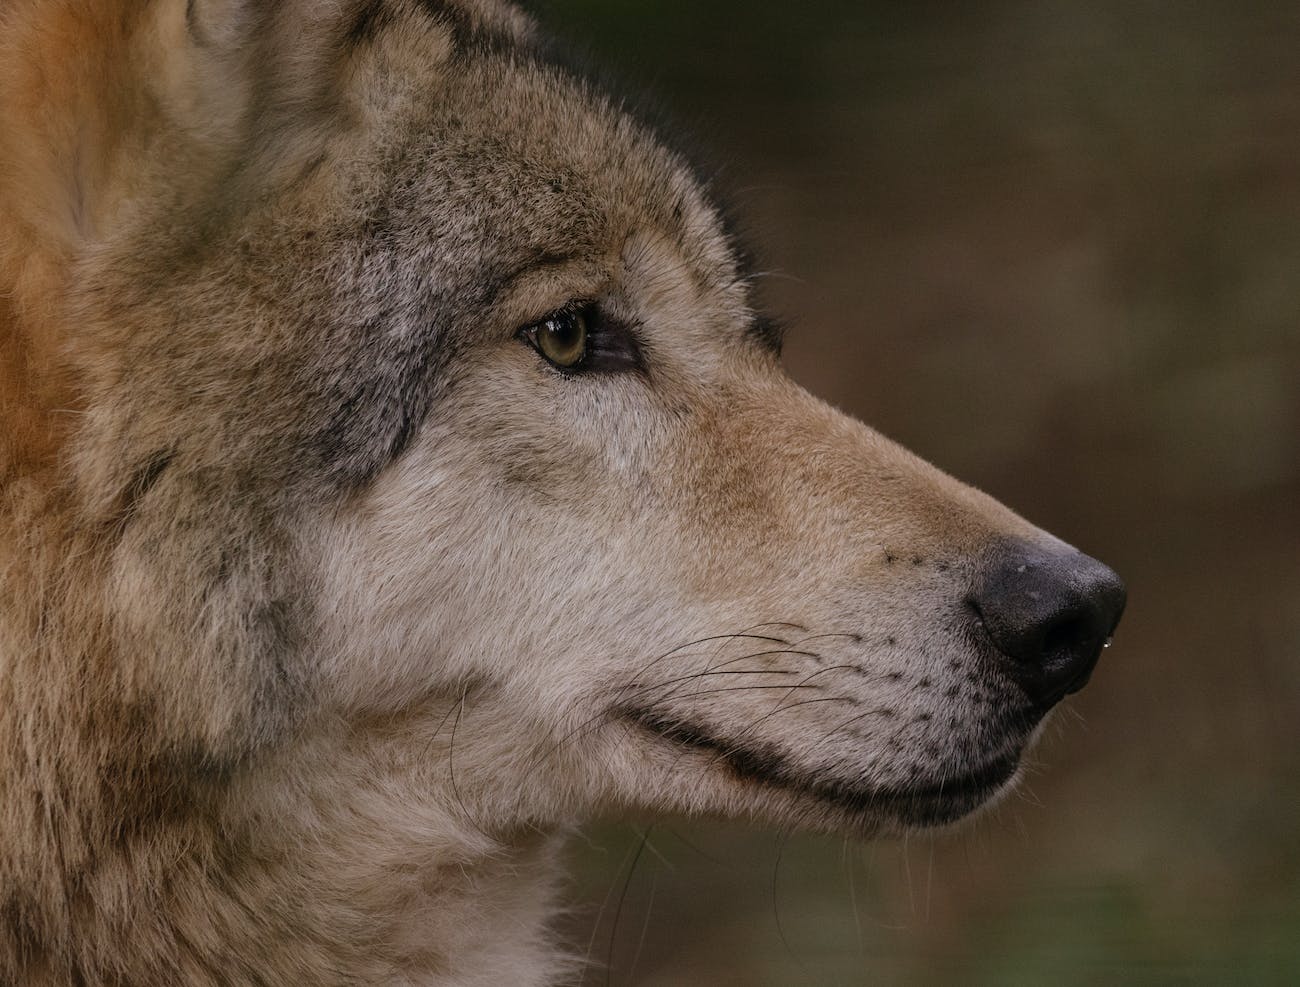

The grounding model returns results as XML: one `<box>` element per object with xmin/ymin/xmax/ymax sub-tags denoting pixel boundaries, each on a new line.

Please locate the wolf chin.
<box><xmin>0</xmin><ymin>1</ymin><xmax>1125</xmax><ymax>983</ymax></box>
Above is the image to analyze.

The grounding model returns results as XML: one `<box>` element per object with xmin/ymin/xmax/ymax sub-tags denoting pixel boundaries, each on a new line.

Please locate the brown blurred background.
<box><xmin>542</xmin><ymin>2</ymin><xmax>1300</xmax><ymax>983</ymax></box>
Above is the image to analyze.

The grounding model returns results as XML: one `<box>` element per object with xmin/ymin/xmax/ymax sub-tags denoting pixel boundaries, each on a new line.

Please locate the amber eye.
<box><xmin>525</xmin><ymin>307</ymin><xmax>589</xmax><ymax>369</ymax></box>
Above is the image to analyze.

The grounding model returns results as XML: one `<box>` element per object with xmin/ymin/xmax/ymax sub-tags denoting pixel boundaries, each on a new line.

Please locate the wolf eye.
<box><xmin>517</xmin><ymin>302</ymin><xmax>643</xmax><ymax>375</ymax></box>
<box><xmin>522</xmin><ymin>306</ymin><xmax>589</xmax><ymax>369</ymax></box>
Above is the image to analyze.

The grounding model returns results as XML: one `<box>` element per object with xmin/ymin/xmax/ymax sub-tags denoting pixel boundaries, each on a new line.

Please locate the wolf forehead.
<box><xmin>93</xmin><ymin>0</ymin><xmax>739</xmax><ymax>496</ymax></box>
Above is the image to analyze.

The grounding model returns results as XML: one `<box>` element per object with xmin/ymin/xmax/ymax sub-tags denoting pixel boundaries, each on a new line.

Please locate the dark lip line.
<box><xmin>623</xmin><ymin>706</ymin><xmax>1020</xmax><ymax>817</ymax></box>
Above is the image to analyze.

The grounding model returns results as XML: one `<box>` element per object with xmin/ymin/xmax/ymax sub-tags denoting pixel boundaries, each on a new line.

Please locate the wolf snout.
<box><xmin>967</xmin><ymin>539</ymin><xmax>1127</xmax><ymax>709</ymax></box>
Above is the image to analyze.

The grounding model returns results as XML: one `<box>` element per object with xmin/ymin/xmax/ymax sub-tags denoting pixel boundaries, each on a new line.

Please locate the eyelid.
<box><xmin>491</xmin><ymin>262</ymin><xmax>604</xmax><ymax>339</ymax></box>
<box><xmin>516</xmin><ymin>300</ymin><xmax>589</xmax><ymax>344</ymax></box>
<box><xmin>516</xmin><ymin>301</ymin><xmax>644</xmax><ymax>375</ymax></box>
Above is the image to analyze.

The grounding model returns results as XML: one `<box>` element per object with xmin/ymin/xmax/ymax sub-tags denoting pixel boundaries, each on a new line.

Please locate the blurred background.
<box><xmin>542</xmin><ymin>2</ymin><xmax>1300</xmax><ymax>983</ymax></box>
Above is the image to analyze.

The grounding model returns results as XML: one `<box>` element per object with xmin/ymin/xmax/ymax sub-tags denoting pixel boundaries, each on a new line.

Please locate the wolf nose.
<box><xmin>968</xmin><ymin>540</ymin><xmax>1127</xmax><ymax>708</ymax></box>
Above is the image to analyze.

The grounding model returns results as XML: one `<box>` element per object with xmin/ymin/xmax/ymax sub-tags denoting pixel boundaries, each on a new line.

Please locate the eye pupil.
<box><xmin>534</xmin><ymin>308</ymin><xmax>588</xmax><ymax>368</ymax></box>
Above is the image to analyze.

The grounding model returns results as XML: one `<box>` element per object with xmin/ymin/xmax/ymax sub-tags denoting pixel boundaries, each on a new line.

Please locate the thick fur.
<box><xmin>2</xmin><ymin>2</ymin><xmax>1084</xmax><ymax>983</ymax></box>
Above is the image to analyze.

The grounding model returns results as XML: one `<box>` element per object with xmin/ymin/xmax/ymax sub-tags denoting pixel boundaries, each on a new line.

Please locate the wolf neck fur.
<box><xmin>215</xmin><ymin>715</ymin><xmax>573</xmax><ymax>986</ymax></box>
<box><xmin>0</xmin><ymin>669</ymin><xmax>570</xmax><ymax>985</ymax></box>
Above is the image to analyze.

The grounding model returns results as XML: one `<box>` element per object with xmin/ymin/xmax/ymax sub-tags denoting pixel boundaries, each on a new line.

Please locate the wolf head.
<box><xmin>0</xmin><ymin>0</ymin><xmax>1124</xmax><ymax>981</ymax></box>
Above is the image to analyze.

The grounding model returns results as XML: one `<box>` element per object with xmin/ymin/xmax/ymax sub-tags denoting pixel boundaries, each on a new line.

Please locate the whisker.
<box><xmin>625</xmin><ymin>668</ymin><xmax>801</xmax><ymax>690</ymax></box>
<box><xmin>627</xmin><ymin>632</ymin><xmax>792</xmax><ymax>685</ymax></box>
<box><xmin>582</xmin><ymin>832</ymin><xmax>645</xmax><ymax>980</ymax></box>
<box><xmin>814</xmin><ymin>704</ymin><xmax>903</xmax><ymax>746</ymax></box>
<box><xmin>626</xmin><ymin>840</ymin><xmax>660</xmax><ymax>986</ymax></box>
<box><xmin>446</xmin><ymin>688</ymin><xmax>492</xmax><ymax>838</ymax></box>
<box><xmin>772</xmin><ymin>663</ymin><xmax>862</xmax><ymax>705</ymax></box>
<box><xmin>746</xmin><ymin>693</ymin><xmax>858</xmax><ymax>721</ymax></box>
<box><xmin>604</xmin><ymin>827</ymin><xmax>650</xmax><ymax>987</ymax></box>
<box><xmin>532</xmin><ymin>647</ymin><xmax>825</xmax><ymax>771</ymax></box>
<box><xmin>627</xmin><ymin>649</ymin><xmax>822</xmax><ymax>705</ymax></box>
<box><xmin>421</xmin><ymin>688</ymin><xmax>467</xmax><ymax>760</ymax></box>
<box><xmin>792</xmin><ymin>632</ymin><xmax>862</xmax><ymax>646</ymax></box>
<box><xmin>674</xmin><ymin>683</ymin><xmax>825</xmax><ymax>700</ymax></box>
<box><xmin>692</xmin><ymin>696</ymin><xmax>858</xmax><ymax>774</ymax></box>
<box><xmin>665</xmin><ymin>663</ymin><xmax>864</xmax><ymax>772</ymax></box>
<box><xmin>740</xmin><ymin>620</ymin><xmax>809</xmax><ymax>634</ymax></box>
<box><xmin>624</xmin><ymin>650</ymin><xmax>820</xmax><ymax>690</ymax></box>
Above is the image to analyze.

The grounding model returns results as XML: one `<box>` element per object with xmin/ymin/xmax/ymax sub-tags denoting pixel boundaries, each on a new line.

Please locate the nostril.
<box><xmin>1041</xmin><ymin>614</ymin><xmax>1093</xmax><ymax>663</ymax></box>
<box><xmin>1037</xmin><ymin>611</ymin><xmax>1106</xmax><ymax>697</ymax></box>
<box><xmin>969</xmin><ymin>539</ymin><xmax>1126</xmax><ymax>707</ymax></box>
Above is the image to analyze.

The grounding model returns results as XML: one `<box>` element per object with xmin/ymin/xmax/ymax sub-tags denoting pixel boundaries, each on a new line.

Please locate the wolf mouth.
<box><xmin>625</xmin><ymin>707</ymin><xmax>1020</xmax><ymax>826</ymax></box>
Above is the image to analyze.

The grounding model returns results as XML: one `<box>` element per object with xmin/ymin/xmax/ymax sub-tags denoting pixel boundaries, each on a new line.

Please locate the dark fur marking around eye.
<box><xmin>308</xmin><ymin>315</ymin><xmax>445</xmax><ymax>492</ymax></box>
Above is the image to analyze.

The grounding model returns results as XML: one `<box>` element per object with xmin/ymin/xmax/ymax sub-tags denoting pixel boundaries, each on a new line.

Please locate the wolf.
<box><xmin>0</xmin><ymin>0</ymin><xmax>1126</xmax><ymax>983</ymax></box>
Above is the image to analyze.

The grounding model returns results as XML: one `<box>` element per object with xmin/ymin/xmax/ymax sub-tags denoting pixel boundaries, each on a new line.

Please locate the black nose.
<box><xmin>968</xmin><ymin>539</ymin><xmax>1126</xmax><ymax>708</ymax></box>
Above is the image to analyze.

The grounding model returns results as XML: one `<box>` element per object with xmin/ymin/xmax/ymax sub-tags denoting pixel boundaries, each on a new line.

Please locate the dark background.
<box><xmin>541</xmin><ymin>2</ymin><xmax>1300</xmax><ymax>983</ymax></box>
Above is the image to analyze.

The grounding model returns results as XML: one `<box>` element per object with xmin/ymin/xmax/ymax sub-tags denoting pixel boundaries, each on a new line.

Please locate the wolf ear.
<box><xmin>156</xmin><ymin>0</ymin><xmax>343</xmax><ymax>167</ymax></box>
<box><xmin>152</xmin><ymin>0</ymin><xmax>349</xmax><ymax>194</ymax></box>
<box><xmin>3</xmin><ymin>0</ymin><xmax>350</xmax><ymax>261</ymax></box>
<box><xmin>153</xmin><ymin>0</ymin><xmax>263</xmax><ymax>153</ymax></box>
<box><xmin>0</xmin><ymin>0</ymin><xmax>271</xmax><ymax>254</ymax></box>
<box><xmin>0</xmin><ymin>5</ymin><xmax>195</xmax><ymax>251</ymax></box>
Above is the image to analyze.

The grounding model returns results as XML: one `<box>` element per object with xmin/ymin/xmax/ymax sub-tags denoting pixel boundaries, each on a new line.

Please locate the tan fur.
<box><xmin>1</xmin><ymin>1</ymin><xmax>1105</xmax><ymax>983</ymax></box>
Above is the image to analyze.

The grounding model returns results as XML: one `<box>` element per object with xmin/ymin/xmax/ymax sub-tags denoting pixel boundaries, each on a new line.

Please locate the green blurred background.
<box><xmin>540</xmin><ymin>2</ymin><xmax>1300</xmax><ymax>983</ymax></box>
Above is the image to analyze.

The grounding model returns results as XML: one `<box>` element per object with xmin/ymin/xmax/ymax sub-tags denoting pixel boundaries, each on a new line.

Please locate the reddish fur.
<box><xmin>0</xmin><ymin>0</ymin><xmax>147</xmax><ymax>476</ymax></box>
